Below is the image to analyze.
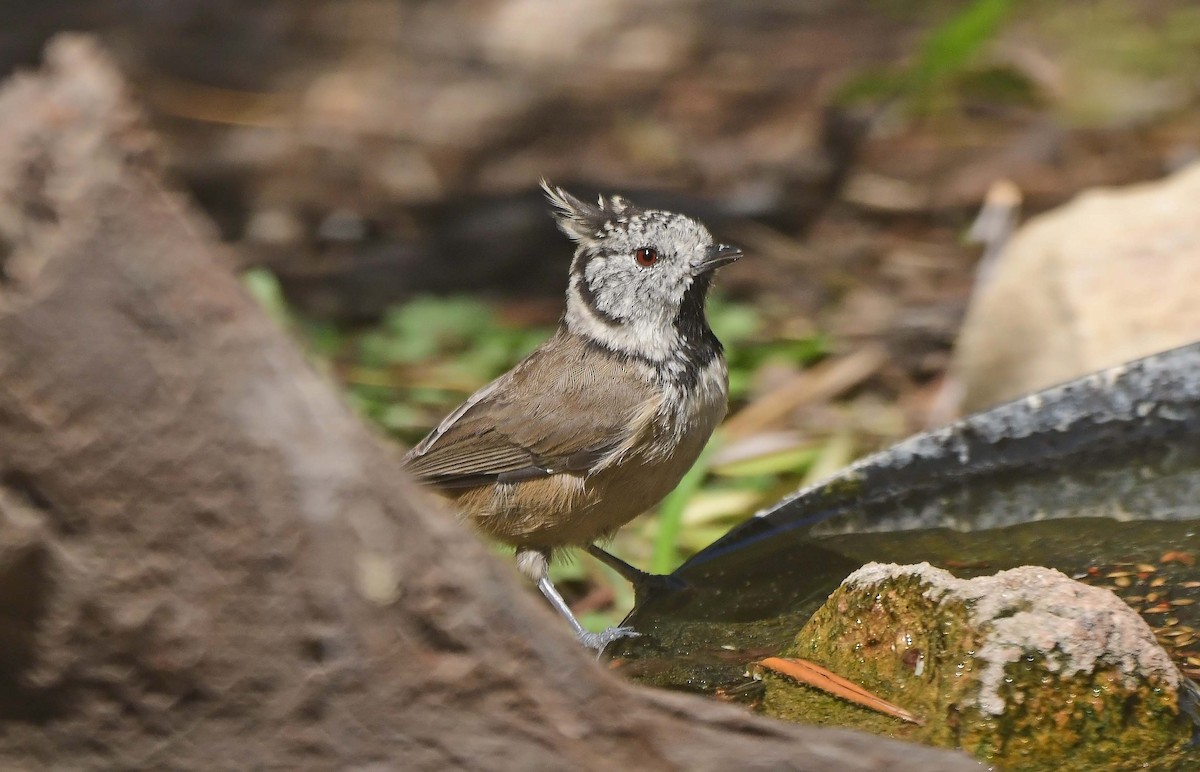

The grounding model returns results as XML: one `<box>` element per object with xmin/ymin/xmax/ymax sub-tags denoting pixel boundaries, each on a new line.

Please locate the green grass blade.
<box><xmin>908</xmin><ymin>0</ymin><xmax>1012</xmax><ymax>107</ymax></box>
<box><xmin>651</xmin><ymin>436</ymin><xmax>721</xmax><ymax>574</ymax></box>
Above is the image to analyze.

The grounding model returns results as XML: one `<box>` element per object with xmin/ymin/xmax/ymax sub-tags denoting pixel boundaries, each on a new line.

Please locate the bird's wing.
<box><xmin>402</xmin><ymin>341</ymin><xmax>659</xmax><ymax>490</ymax></box>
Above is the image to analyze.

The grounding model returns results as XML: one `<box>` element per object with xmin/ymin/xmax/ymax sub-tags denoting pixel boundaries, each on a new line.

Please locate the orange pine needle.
<box><xmin>756</xmin><ymin>656</ymin><xmax>924</xmax><ymax>726</ymax></box>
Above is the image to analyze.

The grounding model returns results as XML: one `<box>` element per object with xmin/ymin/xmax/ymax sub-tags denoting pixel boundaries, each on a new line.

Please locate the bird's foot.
<box><xmin>577</xmin><ymin>625</ymin><xmax>640</xmax><ymax>651</ymax></box>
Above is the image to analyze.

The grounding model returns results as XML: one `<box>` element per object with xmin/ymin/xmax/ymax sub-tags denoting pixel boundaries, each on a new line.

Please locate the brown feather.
<box><xmin>403</xmin><ymin>330</ymin><xmax>658</xmax><ymax>488</ymax></box>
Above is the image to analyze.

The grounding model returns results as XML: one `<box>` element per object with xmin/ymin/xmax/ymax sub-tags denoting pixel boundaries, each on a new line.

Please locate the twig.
<box><xmin>722</xmin><ymin>345</ymin><xmax>888</xmax><ymax>440</ymax></box>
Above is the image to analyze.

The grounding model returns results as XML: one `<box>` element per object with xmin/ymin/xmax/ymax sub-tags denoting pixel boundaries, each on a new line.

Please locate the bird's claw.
<box><xmin>577</xmin><ymin>625</ymin><xmax>640</xmax><ymax>651</ymax></box>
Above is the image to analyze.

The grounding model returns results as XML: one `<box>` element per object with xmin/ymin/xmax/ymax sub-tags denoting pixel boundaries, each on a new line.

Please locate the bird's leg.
<box><xmin>586</xmin><ymin>544</ymin><xmax>653</xmax><ymax>584</ymax></box>
<box><xmin>516</xmin><ymin>548</ymin><xmax>639</xmax><ymax>651</ymax></box>
<box><xmin>586</xmin><ymin>544</ymin><xmax>691</xmax><ymax>599</ymax></box>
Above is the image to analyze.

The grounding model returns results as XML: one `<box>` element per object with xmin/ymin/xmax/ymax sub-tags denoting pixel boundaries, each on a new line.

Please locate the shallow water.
<box><xmin>613</xmin><ymin>344</ymin><xmax>1200</xmax><ymax>769</ymax></box>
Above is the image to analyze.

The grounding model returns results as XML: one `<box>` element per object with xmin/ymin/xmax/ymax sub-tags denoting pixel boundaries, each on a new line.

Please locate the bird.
<box><xmin>401</xmin><ymin>181</ymin><xmax>740</xmax><ymax>649</ymax></box>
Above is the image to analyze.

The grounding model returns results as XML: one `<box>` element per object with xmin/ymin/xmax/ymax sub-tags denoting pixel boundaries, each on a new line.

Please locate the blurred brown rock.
<box><xmin>953</xmin><ymin>162</ymin><xmax>1200</xmax><ymax>412</ymax></box>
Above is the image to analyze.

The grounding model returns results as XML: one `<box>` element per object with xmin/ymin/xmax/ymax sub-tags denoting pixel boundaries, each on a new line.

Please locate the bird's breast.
<box><xmin>650</xmin><ymin>352</ymin><xmax>729</xmax><ymax>455</ymax></box>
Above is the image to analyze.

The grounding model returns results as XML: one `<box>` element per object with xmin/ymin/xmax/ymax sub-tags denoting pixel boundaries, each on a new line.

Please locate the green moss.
<box><xmin>960</xmin><ymin>666</ymin><xmax>1184</xmax><ymax>771</ymax></box>
<box><xmin>817</xmin><ymin>472</ymin><xmax>866</xmax><ymax>502</ymax></box>
<box><xmin>761</xmin><ymin>572</ymin><xmax>1191</xmax><ymax>771</ymax></box>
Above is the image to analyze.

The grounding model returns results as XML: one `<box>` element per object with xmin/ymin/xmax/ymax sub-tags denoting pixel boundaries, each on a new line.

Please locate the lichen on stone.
<box><xmin>845</xmin><ymin>562</ymin><xmax>1179</xmax><ymax>716</ymax></box>
<box><xmin>761</xmin><ymin>562</ymin><xmax>1193</xmax><ymax>771</ymax></box>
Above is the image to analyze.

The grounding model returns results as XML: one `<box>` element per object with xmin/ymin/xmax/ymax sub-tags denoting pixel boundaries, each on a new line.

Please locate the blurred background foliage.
<box><xmin>8</xmin><ymin>0</ymin><xmax>1200</xmax><ymax>629</ymax></box>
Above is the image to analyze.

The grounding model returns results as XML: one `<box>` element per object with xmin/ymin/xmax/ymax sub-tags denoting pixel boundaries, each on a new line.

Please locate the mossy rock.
<box><xmin>761</xmin><ymin>563</ymin><xmax>1193</xmax><ymax>771</ymax></box>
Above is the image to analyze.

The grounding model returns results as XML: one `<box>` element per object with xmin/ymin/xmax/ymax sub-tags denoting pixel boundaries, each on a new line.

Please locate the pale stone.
<box><xmin>844</xmin><ymin>562</ymin><xmax>1179</xmax><ymax>716</ymax></box>
<box><xmin>954</xmin><ymin>162</ymin><xmax>1200</xmax><ymax>412</ymax></box>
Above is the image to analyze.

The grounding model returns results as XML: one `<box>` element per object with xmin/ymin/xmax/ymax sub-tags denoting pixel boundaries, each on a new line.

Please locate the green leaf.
<box><xmin>711</xmin><ymin>446</ymin><xmax>819</xmax><ymax>478</ymax></box>
<box><xmin>907</xmin><ymin>0</ymin><xmax>1013</xmax><ymax>112</ymax></box>
<box><xmin>376</xmin><ymin>403</ymin><xmax>425</xmax><ymax>433</ymax></box>
<box><xmin>299</xmin><ymin>320</ymin><xmax>343</xmax><ymax>358</ymax></box>
<box><xmin>707</xmin><ymin>297</ymin><xmax>763</xmax><ymax>343</ymax></box>
<box><xmin>241</xmin><ymin>268</ymin><xmax>290</xmax><ymax>326</ymax></box>
<box><xmin>549</xmin><ymin>557</ymin><xmax>588</xmax><ymax>583</ymax></box>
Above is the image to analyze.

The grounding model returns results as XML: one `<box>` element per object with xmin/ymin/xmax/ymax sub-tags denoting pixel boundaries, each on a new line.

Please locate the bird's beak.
<box><xmin>697</xmin><ymin>243</ymin><xmax>742</xmax><ymax>274</ymax></box>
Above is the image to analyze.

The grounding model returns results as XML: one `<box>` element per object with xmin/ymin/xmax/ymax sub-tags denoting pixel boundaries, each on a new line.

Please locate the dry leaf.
<box><xmin>756</xmin><ymin>656</ymin><xmax>923</xmax><ymax>725</ymax></box>
<box><xmin>1162</xmin><ymin>551</ymin><xmax>1196</xmax><ymax>566</ymax></box>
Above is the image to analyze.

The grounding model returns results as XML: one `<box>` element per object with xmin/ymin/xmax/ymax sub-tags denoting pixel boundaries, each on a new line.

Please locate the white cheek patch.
<box><xmin>584</xmin><ymin>258</ymin><xmax>637</xmax><ymax>321</ymax></box>
<box><xmin>566</xmin><ymin>277</ymin><xmax>680</xmax><ymax>361</ymax></box>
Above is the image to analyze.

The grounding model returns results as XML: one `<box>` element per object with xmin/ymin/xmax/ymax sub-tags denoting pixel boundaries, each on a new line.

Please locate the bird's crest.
<box><xmin>540</xmin><ymin>179</ymin><xmax>638</xmax><ymax>244</ymax></box>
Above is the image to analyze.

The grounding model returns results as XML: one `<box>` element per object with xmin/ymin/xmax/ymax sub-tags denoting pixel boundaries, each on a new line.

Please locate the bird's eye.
<box><xmin>634</xmin><ymin>247</ymin><xmax>659</xmax><ymax>267</ymax></box>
